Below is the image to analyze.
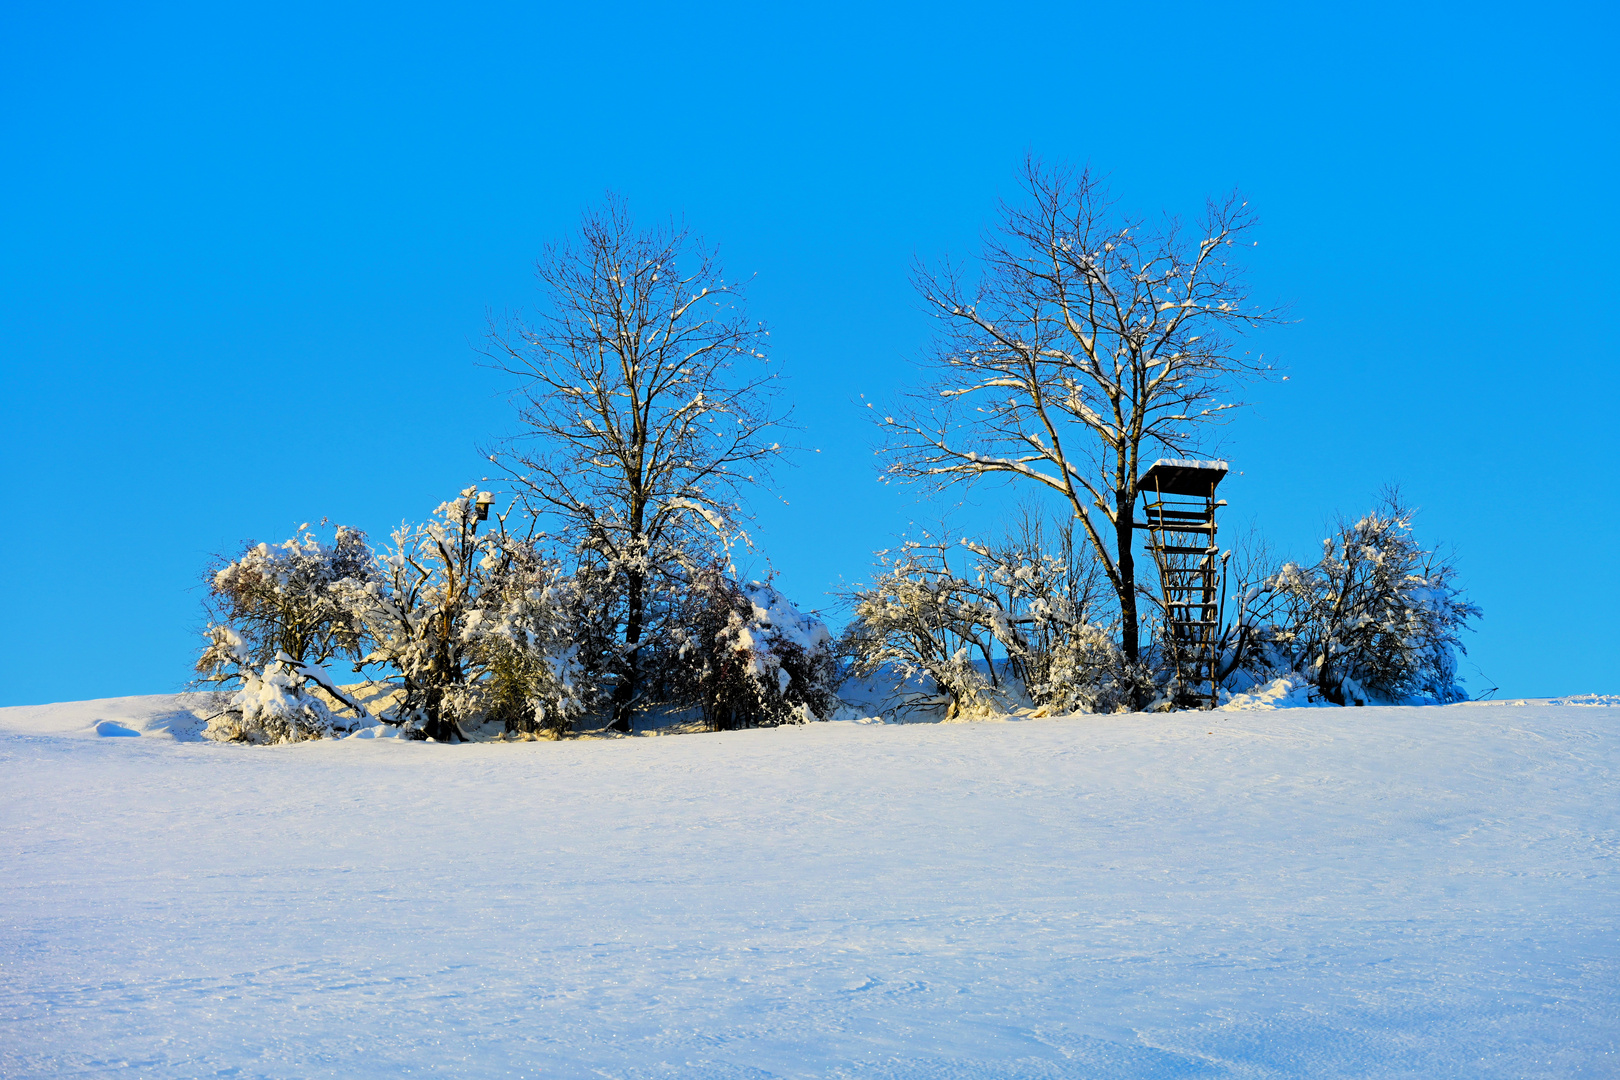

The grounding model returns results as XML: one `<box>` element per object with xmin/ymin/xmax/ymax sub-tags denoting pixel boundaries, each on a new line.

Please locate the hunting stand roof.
<box><xmin>1137</xmin><ymin>459</ymin><xmax>1230</xmax><ymax>497</ymax></box>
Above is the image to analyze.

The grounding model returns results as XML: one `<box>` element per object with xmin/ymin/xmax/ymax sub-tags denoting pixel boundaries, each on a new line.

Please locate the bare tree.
<box><xmin>488</xmin><ymin>196</ymin><xmax>786</xmax><ymax>731</ymax></box>
<box><xmin>881</xmin><ymin>158</ymin><xmax>1277</xmax><ymax>674</ymax></box>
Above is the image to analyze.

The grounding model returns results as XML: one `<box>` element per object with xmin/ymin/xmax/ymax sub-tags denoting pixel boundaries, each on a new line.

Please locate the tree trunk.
<box><xmin>610</xmin><ymin>565</ymin><xmax>643</xmax><ymax>733</ymax></box>
<box><xmin>1115</xmin><ymin>488</ymin><xmax>1139</xmax><ymax>666</ymax></box>
<box><xmin>421</xmin><ymin>647</ymin><xmax>463</xmax><ymax>742</ymax></box>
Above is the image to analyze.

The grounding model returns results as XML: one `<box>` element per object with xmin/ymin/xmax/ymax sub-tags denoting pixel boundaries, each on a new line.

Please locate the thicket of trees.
<box><xmin>195</xmin><ymin>174</ymin><xmax>1481</xmax><ymax>743</ymax></box>
<box><xmin>197</xmin><ymin>201</ymin><xmax>834</xmax><ymax>744</ymax></box>
<box><xmin>197</xmin><ymin>489</ymin><xmax>838</xmax><ymax>743</ymax></box>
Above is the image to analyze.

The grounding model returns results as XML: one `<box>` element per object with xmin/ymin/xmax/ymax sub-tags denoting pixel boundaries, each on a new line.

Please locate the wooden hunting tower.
<box><xmin>1136</xmin><ymin>459</ymin><xmax>1229</xmax><ymax>709</ymax></box>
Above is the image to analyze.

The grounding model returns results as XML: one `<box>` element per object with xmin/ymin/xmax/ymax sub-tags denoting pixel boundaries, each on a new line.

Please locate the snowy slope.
<box><xmin>1</xmin><ymin>698</ymin><xmax>1616</xmax><ymax>1078</ymax></box>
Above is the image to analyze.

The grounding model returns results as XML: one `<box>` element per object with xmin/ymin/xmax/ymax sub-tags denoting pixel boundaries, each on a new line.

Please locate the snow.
<box><xmin>1217</xmin><ymin>675</ymin><xmax>1323</xmax><ymax>710</ymax></box>
<box><xmin>2</xmin><ymin>697</ymin><xmax>1617</xmax><ymax>1078</ymax></box>
<box><xmin>0</xmin><ymin>693</ymin><xmax>212</xmax><ymax>740</ymax></box>
<box><xmin>1452</xmin><ymin>694</ymin><xmax>1620</xmax><ymax>709</ymax></box>
<box><xmin>743</xmin><ymin>580</ymin><xmax>833</xmax><ymax>657</ymax></box>
<box><xmin>1147</xmin><ymin>457</ymin><xmax>1229</xmax><ymax>472</ymax></box>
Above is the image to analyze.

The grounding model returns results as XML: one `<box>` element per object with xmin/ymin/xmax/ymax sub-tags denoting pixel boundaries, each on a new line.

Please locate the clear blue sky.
<box><xmin>2</xmin><ymin>0</ymin><xmax>1614</xmax><ymax>705</ymax></box>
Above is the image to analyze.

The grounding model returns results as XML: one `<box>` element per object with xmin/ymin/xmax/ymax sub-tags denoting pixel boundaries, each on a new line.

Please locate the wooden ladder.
<box><xmin>1137</xmin><ymin>479</ymin><xmax>1224</xmax><ymax>709</ymax></box>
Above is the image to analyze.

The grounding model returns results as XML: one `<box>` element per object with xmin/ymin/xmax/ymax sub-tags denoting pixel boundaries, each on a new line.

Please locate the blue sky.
<box><xmin>2</xmin><ymin>0</ymin><xmax>1615</xmax><ymax>705</ymax></box>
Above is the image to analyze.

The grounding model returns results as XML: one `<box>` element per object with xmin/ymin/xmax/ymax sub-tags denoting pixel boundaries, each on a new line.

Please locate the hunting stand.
<box><xmin>1136</xmin><ymin>459</ymin><xmax>1229</xmax><ymax>709</ymax></box>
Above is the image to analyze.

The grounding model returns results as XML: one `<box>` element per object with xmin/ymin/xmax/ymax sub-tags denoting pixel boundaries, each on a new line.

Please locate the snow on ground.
<box><xmin>1</xmin><ymin>697</ymin><xmax>1616</xmax><ymax>1078</ymax></box>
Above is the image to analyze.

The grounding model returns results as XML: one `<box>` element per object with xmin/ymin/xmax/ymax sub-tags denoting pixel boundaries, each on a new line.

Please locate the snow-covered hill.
<box><xmin>2</xmin><ymin>697</ymin><xmax>1616</xmax><ymax>1078</ymax></box>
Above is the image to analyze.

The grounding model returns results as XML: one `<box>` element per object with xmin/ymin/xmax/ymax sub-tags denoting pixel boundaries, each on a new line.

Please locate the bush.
<box><xmin>840</xmin><ymin>539</ymin><xmax>1004</xmax><ymax>717</ymax></box>
<box><xmin>669</xmin><ymin>567</ymin><xmax>838</xmax><ymax>730</ymax></box>
<box><xmin>842</xmin><ymin>523</ymin><xmax>1142</xmax><ymax>718</ymax></box>
<box><xmin>1032</xmin><ymin>624</ymin><xmax>1155</xmax><ymax>715</ymax></box>
<box><xmin>468</xmin><ymin>540</ymin><xmax>588</xmax><ymax>739</ymax></box>
<box><xmin>201</xmin><ymin>643</ymin><xmax>360</xmax><ymax>744</ymax></box>
<box><xmin>1239</xmin><ymin>494</ymin><xmax>1481</xmax><ymax>705</ymax></box>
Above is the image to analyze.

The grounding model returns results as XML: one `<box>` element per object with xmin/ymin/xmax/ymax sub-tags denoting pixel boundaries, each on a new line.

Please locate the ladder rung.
<box><xmin>1142</xmin><ymin>509</ymin><xmax>1214</xmax><ymax>520</ymax></box>
<box><xmin>1141</xmin><ymin>499</ymin><xmax>1216</xmax><ymax>510</ymax></box>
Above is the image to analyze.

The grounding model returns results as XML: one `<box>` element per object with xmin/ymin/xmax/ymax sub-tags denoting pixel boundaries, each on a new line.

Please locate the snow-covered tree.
<box><xmin>879</xmin><ymin>158</ymin><xmax>1277</xmax><ymax>685</ymax></box>
<box><xmin>487</xmin><ymin>195</ymin><xmax>787</xmax><ymax>731</ymax></box>
<box><xmin>197</xmin><ymin>527</ymin><xmax>375</xmax><ymax>742</ymax></box>
<box><xmin>199</xmin><ymin>634</ymin><xmax>365</xmax><ymax>744</ymax></box>
<box><xmin>200</xmin><ymin>525</ymin><xmax>372</xmax><ymax>673</ymax></box>
<box><xmin>1243</xmin><ymin>495</ymin><xmax>1481</xmax><ymax>704</ymax></box>
<box><xmin>463</xmin><ymin>538</ymin><xmax>589</xmax><ymax>738</ymax></box>
<box><xmin>668</xmin><ymin>568</ymin><xmax>838</xmax><ymax>730</ymax></box>
<box><xmin>337</xmin><ymin>487</ymin><xmax>586</xmax><ymax>741</ymax></box>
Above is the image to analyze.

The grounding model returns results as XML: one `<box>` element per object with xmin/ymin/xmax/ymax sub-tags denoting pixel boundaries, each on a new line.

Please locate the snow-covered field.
<box><xmin>2</xmin><ymin>696</ymin><xmax>1616</xmax><ymax>1078</ymax></box>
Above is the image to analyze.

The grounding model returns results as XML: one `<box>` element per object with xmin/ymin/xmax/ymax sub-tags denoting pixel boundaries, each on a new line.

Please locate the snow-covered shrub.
<box><xmin>1033</xmin><ymin>623</ymin><xmax>1155</xmax><ymax>715</ymax></box>
<box><xmin>669</xmin><ymin>567</ymin><xmax>837</xmax><ymax>730</ymax></box>
<box><xmin>961</xmin><ymin>524</ymin><xmax>1147</xmax><ymax>714</ymax></box>
<box><xmin>737</xmin><ymin>581</ymin><xmax>839</xmax><ymax>724</ymax></box>
<box><xmin>198</xmin><ymin>526</ymin><xmax>376</xmax><ymax>742</ymax></box>
<box><xmin>843</xmin><ymin>524</ymin><xmax>1142</xmax><ymax>718</ymax></box>
<box><xmin>466</xmin><ymin>542</ymin><xmax>587</xmax><ymax>738</ymax></box>
<box><xmin>1250</xmin><ymin>497</ymin><xmax>1481</xmax><ymax>705</ymax></box>
<box><xmin>337</xmin><ymin>487</ymin><xmax>587</xmax><ymax>740</ymax></box>
<box><xmin>841</xmin><ymin>539</ymin><xmax>1013</xmax><ymax>717</ymax></box>
<box><xmin>201</xmin><ymin>636</ymin><xmax>363</xmax><ymax>743</ymax></box>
